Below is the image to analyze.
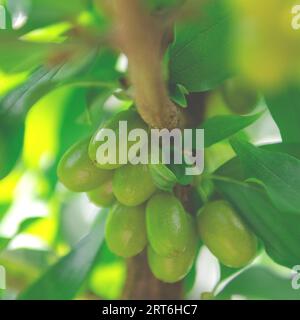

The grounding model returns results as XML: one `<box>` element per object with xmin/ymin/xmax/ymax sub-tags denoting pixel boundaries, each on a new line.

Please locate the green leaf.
<box><xmin>169</xmin><ymin>0</ymin><xmax>232</xmax><ymax>92</ymax></box>
<box><xmin>17</xmin><ymin>217</ymin><xmax>44</xmax><ymax>234</ymax></box>
<box><xmin>1</xmin><ymin>247</ymin><xmax>55</xmax><ymax>273</ymax></box>
<box><xmin>45</xmin><ymin>87</ymin><xmax>93</xmax><ymax>194</ymax></box>
<box><xmin>167</xmin><ymin>162</ymin><xmax>194</xmax><ymax>186</ymax></box>
<box><xmin>0</xmin><ymin>66</ymin><xmax>58</xmax><ymax>122</ymax></box>
<box><xmin>149</xmin><ymin>163</ymin><xmax>178</xmax><ymax>192</ymax></box>
<box><xmin>0</xmin><ymin>123</ymin><xmax>24</xmax><ymax>179</ymax></box>
<box><xmin>219</xmin><ymin>142</ymin><xmax>300</xmax><ymax>178</ymax></box>
<box><xmin>18</xmin><ymin>211</ymin><xmax>107</xmax><ymax>300</ymax></box>
<box><xmin>170</xmin><ymin>84</ymin><xmax>188</xmax><ymax>108</ymax></box>
<box><xmin>21</xmin><ymin>22</ymin><xmax>72</xmax><ymax>43</ymax></box>
<box><xmin>88</xmin><ymin>242</ymin><xmax>126</xmax><ymax>300</ymax></box>
<box><xmin>265</xmin><ymin>86</ymin><xmax>300</xmax><ymax>143</ymax></box>
<box><xmin>0</xmin><ymin>204</ymin><xmax>10</xmax><ymax>222</ymax></box>
<box><xmin>0</xmin><ymin>215</ymin><xmax>48</xmax><ymax>253</ymax></box>
<box><xmin>9</xmin><ymin>0</ymin><xmax>88</xmax><ymax>29</ymax></box>
<box><xmin>219</xmin><ymin>264</ymin><xmax>242</xmax><ymax>282</ymax></box>
<box><xmin>0</xmin><ymin>237</ymin><xmax>10</xmax><ymax>251</ymax></box>
<box><xmin>0</xmin><ymin>51</ymin><xmax>97</xmax><ymax>180</ymax></box>
<box><xmin>230</xmin><ymin>138</ymin><xmax>300</xmax><ymax>214</ymax></box>
<box><xmin>217</xmin><ymin>266</ymin><xmax>300</xmax><ymax>300</ymax></box>
<box><xmin>0</xmin><ymin>34</ymin><xmax>50</xmax><ymax>72</ymax></box>
<box><xmin>1</xmin><ymin>50</ymin><xmax>97</xmax><ymax>122</ymax></box>
<box><xmin>143</xmin><ymin>0</ymin><xmax>184</xmax><ymax>11</ymax></box>
<box><xmin>201</xmin><ymin>112</ymin><xmax>263</xmax><ymax>147</ymax></box>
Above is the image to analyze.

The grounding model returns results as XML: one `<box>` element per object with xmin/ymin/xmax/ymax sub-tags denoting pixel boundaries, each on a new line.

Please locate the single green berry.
<box><xmin>146</xmin><ymin>192</ymin><xmax>194</xmax><ymax>257</ymax></box>
<box><xmin>87</xmin><ymin>178</ymin><xmax>115</xmax><ymax>207</ymax></box>
<box><xmin>147</xmin><ymin>214</ymin><xmax>198</xmax><ymax>283</ymax></box>
<box><xmin>57</xmin><ymin>138</ymin><xmax>112</xmax><ymax>192</ymax></box>
<box><xmin>105</xmin><ymin>202</ymin><xmax>147</xmax><ymax>258</ymax></box>
<box><xmin>113</xmin><ymin>164</ymin><xmax>156</xmax><ymax>206</ymax></box>
<box><xmin>197</xmin><ymin>200</ymin><xmax>257</xmax><ymax>268</ymax></box>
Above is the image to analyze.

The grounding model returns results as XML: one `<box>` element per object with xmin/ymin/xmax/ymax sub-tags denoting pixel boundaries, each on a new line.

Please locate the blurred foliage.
<box><xmin>0</xmin><ymin>0</ymin><xmax>299</xmax><ymax>300</ymax></box>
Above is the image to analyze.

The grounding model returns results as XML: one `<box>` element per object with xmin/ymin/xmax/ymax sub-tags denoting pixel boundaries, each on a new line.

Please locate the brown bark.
<box><xmin>122</xmin><ymin>251</ymin><xmax>183</xmax><ymax>300</ymax></box>
<box><xmin>109</xmin><ymin>0</ymin><xmax>180</xmax><ymax>129</ymax></box>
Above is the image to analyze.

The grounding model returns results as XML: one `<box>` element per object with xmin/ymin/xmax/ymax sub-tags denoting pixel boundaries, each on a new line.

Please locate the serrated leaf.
<box><xmin>201</xmin><ymin>112</ymin><xmax>263</xmax><ymax>147</ymax></box>
<box><xmin>230</xmin><ymin>138</ymin><xmax>300</xmax><ymax>214</ymax></box>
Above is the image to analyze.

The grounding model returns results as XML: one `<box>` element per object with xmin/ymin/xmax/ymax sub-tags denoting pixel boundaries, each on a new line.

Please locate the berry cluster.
<box><xmin>57</xmin><ymin>108</ymin><xmax>257</xmax><ymax>283</ymax></box>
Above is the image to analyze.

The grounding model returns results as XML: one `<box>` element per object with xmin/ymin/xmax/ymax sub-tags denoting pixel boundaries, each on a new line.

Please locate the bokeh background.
<box><xmin>0</xmin><ymin>0</ymin><xmax>300</xmax><ymax>300</ymax></box>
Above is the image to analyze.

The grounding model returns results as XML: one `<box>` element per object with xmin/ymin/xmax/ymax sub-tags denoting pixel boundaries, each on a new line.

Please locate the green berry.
<box><xmin>113</xmin><ymin>164</ymin><xmax>156</xmax><ymax>206</ymax></box>
<box><xmin>87</xmin><ymin>178</ymin><xmax>115</xmax><ymax>207</ymax></box>
<box><xmin>146</xmin><ymin>193</ymin><xmax>193</xmax><ymax>257</ymax></box>
<box><xmin>57</xmin><ymin>138</ymin><xmax>112</xmax><ymax>192</ymax></box>
<box><xmin>147</xmin><ymin>215</ymin><xmax>198</xmax><ymax>283</ymax></box>
<box><xmin>197</xmin><ymin>200</ymin><xmax>257</xmax><ymax>268</ymax></box>
<box><xmin>105</xmin><ymin>202</ymin><xmax>147</xmax><ymax>258</ymax></box>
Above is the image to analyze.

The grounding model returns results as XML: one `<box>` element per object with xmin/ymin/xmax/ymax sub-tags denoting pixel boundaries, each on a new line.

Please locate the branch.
<box><xmin>122</xmin><ymin>250</ymin><xmax>183</xmax><ymax>300</ymax></box>
<box><xmin>109</xmin><ymin>0</ymin><xmax>180</xmax><ymax>129</ymax></box>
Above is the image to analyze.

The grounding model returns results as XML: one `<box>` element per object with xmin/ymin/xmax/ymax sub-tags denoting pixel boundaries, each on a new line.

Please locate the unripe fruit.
<box><xmin>87</xmin><ymin>178</ymin><xmax>115</xmax><ymax>207</ymax></box>
<box><xmin>197</xmin><ymin>200</ymin><xmax>257</xmax><ymax>268</ymax></box>
<box><xmin>146</xmin><ymin>193</ymin><xmax>192</xmax><ymax>257</ymax></box>
<box><xmin>221</xmin><ymin>78</ymin><xmax>259</xmax><ymax>115</ymax></box>
<box><xmin>105</xmin><ymin>203</ymin><xmax>147</xmax><ymax>258</ymax></box>
<box><xmin>57</xmin><ymin>138</ymin><xmax>112</xmax><ymax>192</ymax></box>
<box><xmin>113</xmin><ymin>164</ymin><xmax>156</xmax><ymax>206</ymax></box>
<box><xmin>147</xmin><ymin>215</ymin><xmax>198</xmax><ymax>283</ymax></box>
<box><xmin>89</xmin><ymin>109</ymin><xmax>148</xmax><ymax>170</ymax></box>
